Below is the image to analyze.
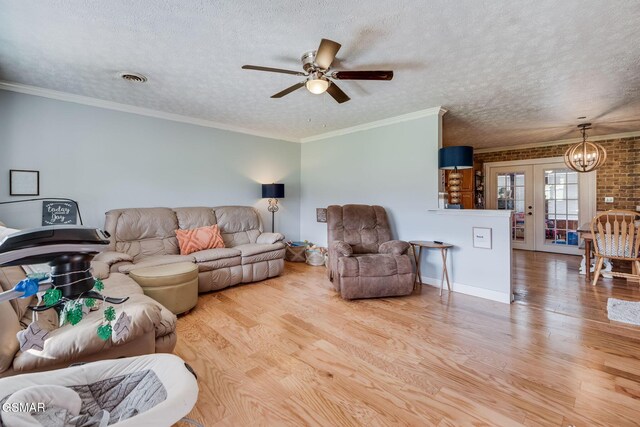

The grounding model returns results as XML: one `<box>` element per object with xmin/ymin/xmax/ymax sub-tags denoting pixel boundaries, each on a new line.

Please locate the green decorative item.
<box><xmin>60</xmin><ymin>300</ymin><xmax>84</xmax><ymax>326</ymax></box>
<box><xmin>65</xmin><ymin>303</ymin><xmax>84</xmax><ymax>325</ymax></box>
<box><xmin>97</xmin><ymin>324</ymin><xmax>112</xmax><ymax>341</ymax></box>
<box><xmin>104</xmin><ymin>306</ymin><xmax>116</xmax><ymax>322</ymax></box>
<box><xmin>43</xmin><ymin>288</ymin><xmax>62</xmax><ymax>306</ymax></box>
<box><xmin>84</xmin><ymin>298</ymin><xmax>96</xmax><ymax>308</ymax></box>
<box><xmin>94</xmin><ymin>278</ymin><xmax>104</xmax><ymax>291</ymax></box>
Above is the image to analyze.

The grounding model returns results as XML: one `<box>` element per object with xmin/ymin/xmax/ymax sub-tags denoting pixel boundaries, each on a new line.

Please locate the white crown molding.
<box><xmin>0</xmin><ymin>81</ymin><xmax>300</xmax><ymax>143</ymax></box>
<box><xmin>299</xmin><ymin>106</ymin><xmax>447</xmax><ymax>143</ymax></box>
<box><xmin>474</xmin><ymin>130</ymin><xmax>640</xmax><ymax>154</ymax></box>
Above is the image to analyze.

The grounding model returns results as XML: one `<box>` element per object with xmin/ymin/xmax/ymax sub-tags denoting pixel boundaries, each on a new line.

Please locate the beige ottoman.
<box><xmin>129</xmin><ymin>262</ymin><xmax>199</xmax><ymax>315</ymax></box>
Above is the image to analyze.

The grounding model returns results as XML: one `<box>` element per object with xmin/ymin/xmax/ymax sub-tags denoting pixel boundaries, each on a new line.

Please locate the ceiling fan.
<box><xmin>242</xmin><ymin>38</ymin><xmax>394</xmax><ymax>104</ymax></box>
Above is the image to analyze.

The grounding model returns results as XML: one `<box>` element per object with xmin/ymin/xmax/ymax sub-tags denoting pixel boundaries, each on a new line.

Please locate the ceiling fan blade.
<box><xmin>242</xmin><ymin>65</ymin><xmax>306</xmax><ymax>76</ymax></box>
<box><xmin>271</xmin><ymin>82</ymin><xmax>305</xmax><ymax>98</ymax></box>
<box><xmin>326</xmin><ymin>81</ymin><xmax>350</xmax><ymax>104</ymax></box>
<box><xmin>332</xmin><ymin>70</ymin><xmax>394</xmax><ymax>80</ymax></box>
<box><xmin>315</xmin><ymin>38</ymin><xmax>341</xmax><ymax>70</ymax></box>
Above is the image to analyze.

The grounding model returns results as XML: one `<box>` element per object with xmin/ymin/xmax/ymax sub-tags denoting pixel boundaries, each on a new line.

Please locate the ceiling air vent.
<box><xmin>120</xmin><ymin>72</ymin><xmax>147</xmax><ymax>83</ymax></box>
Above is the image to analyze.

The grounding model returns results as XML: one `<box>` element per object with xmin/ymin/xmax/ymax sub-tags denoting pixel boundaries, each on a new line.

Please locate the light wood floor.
<box><xmin>176</xmin><ymin>250</ymin><xmax>640</xmax><ymax>426</ymax></box>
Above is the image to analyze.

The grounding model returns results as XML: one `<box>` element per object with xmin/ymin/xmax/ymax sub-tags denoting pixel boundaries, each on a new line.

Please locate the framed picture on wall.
<box><xmin>9</xmin><ymin>170</ymin><xmax>40</xmax><ymax>196</ymax></box>
<box><xmin>472</xmin><ymin>227</ymin><xmax>492</xmax><ymax>249</ymax></box>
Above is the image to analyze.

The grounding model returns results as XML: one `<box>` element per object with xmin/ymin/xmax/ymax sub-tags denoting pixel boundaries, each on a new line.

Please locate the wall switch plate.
<box><xmin>604</xmin><ymin>197</ymin><xmax>614</xmax><ymax>203</ymax></box>
<box><xmin>636</xmin><ymin>206</ymin><xmax>640</xmax><ymax>212</ymax></box>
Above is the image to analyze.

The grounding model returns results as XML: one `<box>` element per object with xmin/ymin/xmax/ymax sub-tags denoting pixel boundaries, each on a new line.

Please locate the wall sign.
<box><xmin>472</xmin><ymin>227</ymin><xmax>492</xmax><ymax>249</ymax></box>
<box><xmin>42</xmin><ymin>201</ymin><xmax>78</xmax><ymax>225</ymax></box>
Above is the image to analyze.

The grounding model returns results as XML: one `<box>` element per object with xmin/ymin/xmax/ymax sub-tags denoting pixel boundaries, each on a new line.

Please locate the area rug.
<box><xmin>607</xmin><ymin>298</ymin><xmax>640</xmax><ymax>326</ymax></box>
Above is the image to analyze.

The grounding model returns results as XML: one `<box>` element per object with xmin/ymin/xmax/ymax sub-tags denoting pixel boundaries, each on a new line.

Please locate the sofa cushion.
<box><xmin>191</xmin><ymin>248</ymin><xmax>241</xmax><ymax>263</ymax></box>
<box><xmin>0</xmin><ymin>300</ymin><xmax>21</xmax><ymax>374</ymax></box>
<box><xmin>234</xmin><ymin>243</ymin><xmax>285</xmax><ymax>265</ymax></box>
<box><xmin>196</xmin><ymin>257</ymin><xmax>242</xmax><ymax>272</ymax></box>
<box><xmin>93</xmin><ymin>251</ymin><xmax>134</xmax><ymax>266</ymax></box>
<box><xmin>118</xmin><ymin>255</ymin><xmax>195</xmax><ymax>274</ymax></box>
<box><xmin>234</xmin><ymin>242</ymin><xmax>285</xmax><ymax>257</ymax></box>
<box><xmin>105</xmin><ymin>208</ymin><xmax>180</xmax><ymax>261</ymax></box>
<box><xmin>214</xmin><ymin>206</ymin><xmax>262</xmax><ymax>247</ymax></box>
<box><xmin>12</xmin><ymin>300</ymin><xmax>161</xmax><ymax>372</ymax></box>
<box><xmin>175</xmin><ymin>224</ymin><xmax>225</xmax><ymax>255</ymax></box>
<box><xmin>90</xmin><ymin>261</ymin><xmax>110</xmax><ymax>280</ymax></box>
<box><xmin>0</xmin><ymin>266</ymin><xmax>33</xmax><ymax>321</ymax></box>
<box><xmin>96</xmin><ymin>272</ymin><xmax>144</xmax><ymax>297</ymax></box>
<box><xmin>174</xmin><ymin>207</ymin><xmax>217</xmax><ymax>229</ymax></box>
<box><xmin>256</xmin><ymin>232</ymin><xmax>285</xmax><ymax>244</ymax></box>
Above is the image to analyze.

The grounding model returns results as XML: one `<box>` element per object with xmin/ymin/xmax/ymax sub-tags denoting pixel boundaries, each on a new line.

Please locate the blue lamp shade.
<box><xmin>261</xmin><ymin>183</ymin><xmax>285</xmax><ymax>199</ymax></box>
<box><xmin>438</xmin><ymin>146</ymin><xmax>474</xmax><ymax>170</ymax></box>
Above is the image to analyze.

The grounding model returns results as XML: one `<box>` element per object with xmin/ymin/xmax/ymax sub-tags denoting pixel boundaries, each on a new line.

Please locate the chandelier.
<box><xmin>564</xmin><ymin>123</ymin><xmax>607</xmax><ymax>173</ymax></box>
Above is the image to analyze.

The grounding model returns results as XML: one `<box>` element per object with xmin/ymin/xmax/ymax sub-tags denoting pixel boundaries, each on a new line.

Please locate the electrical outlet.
<box><xmin>636</xmin><ymin>206</ymin><xmax>640</xmax><ymax>212</ymax></box>
<box><xmin>604</xmin><ymin>197</ymin><xmax>614</xmax><ymax>203</ymax></box>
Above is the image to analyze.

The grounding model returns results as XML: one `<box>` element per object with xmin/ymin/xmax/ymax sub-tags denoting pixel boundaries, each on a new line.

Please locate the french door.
<box><xmin>486</xmin><ymin>158</ymin><xmax>596</xmax><ymax>255</ymax></box>
<box><xmin>488</xmin><ymin>165</ymin><xmax>534</xmax><ymax>250</ymax></box>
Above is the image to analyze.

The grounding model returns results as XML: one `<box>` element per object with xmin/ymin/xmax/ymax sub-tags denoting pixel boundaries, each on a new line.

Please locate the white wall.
<box><xmin>0</xmin><ymin>91</ymin><xmax>301</xmax><ymax>240</ymax></box>
<box><xmin>299</xmin><ymin>111</ymin><xmax>443</xmax><ymax>246</ymax></box>
<box><xmin>419</xmin><ymin>210</ymin><xmax>513</xmax><ymax>303</ymax></box>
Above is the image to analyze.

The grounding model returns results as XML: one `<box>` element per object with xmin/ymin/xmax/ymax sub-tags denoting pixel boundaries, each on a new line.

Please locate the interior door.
<box><xmin>487</xmin><ymin>165</ymin><xmax>534</xmax><ymax>250</ymax></box>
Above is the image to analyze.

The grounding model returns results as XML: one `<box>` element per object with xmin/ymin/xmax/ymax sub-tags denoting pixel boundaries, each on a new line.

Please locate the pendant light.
<box><xmin>564</xmin><ymin>123</ymin><xmax>607</xmax><ymax>173</ymax></box>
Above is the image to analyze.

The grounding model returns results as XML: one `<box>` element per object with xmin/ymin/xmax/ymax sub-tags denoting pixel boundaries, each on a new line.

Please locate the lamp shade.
<box><xmin>438</xmin><ymin>146</ymin><xmax>474</xmax><ymax>170</ymax></box>
<box><xmin>261</xmin><ymin>183</ymin><xmax>285</xmax><ymax>199</ymax></box>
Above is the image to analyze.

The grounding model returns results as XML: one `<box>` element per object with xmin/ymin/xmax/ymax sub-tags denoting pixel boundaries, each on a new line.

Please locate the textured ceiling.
<box><xmin>1</xmin><ymin>1</ymin><xmax>640</xmax><ymax>147</ymax></box>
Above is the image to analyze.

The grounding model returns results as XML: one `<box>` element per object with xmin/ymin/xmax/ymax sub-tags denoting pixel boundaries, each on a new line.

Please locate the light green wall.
<box><xmin>300</xmin><ymin>114</ymin><xmax>442</xmax><ymax>245</ymax></box>
<box><xmin>0</xmin><ymin>90</ymin><xmax>301</xmax><ymax>240</ymax></box>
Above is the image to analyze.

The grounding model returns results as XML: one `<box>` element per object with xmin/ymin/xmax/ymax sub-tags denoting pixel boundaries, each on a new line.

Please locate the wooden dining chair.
<box><xmin>590</xmin><ymin>210</ymin><xmax>640</xmax><ymax>286</ymax></box>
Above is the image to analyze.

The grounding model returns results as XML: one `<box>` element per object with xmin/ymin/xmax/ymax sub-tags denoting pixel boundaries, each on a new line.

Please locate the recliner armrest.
<box><xmin>90</xmin><ymin>261</ymin><xmax>110</xmax><ymax>280</ymax></box>
<box><xmin>331</xmin><ymin>240</ymin><xmax>353</xmax><ymax>257</ymax></box>
<box><xmin>93</xmin><ymin>251</ymin><xmax>134</xmax><ymax>266</ymax></box>
<box><xmin>379</xmin><ymin>240</ymin><xmax>411</xmax><ymax>256</ymax></box>
<box><xmin>256</xmin><ymin>232</ymin><xmax>285</xmax><ymax>244</ymax></box>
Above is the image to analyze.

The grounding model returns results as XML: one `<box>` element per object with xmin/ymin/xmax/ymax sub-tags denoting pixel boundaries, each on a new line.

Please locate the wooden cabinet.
<box><xmin>445</xmin><ymin>168</ymin><xmax>475</xmax><ymax>209</ymax></box>
<box><xmin>459</xmin><ymin>192</ymin><xmax>475</xmax><ymax>209</ymax></box>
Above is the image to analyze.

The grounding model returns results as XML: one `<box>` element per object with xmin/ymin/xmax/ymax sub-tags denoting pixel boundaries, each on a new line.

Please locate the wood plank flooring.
<box><xmin>176</xmin><ymin>250</ymin><xmax>640</xmax><ymax>426</ymax></box>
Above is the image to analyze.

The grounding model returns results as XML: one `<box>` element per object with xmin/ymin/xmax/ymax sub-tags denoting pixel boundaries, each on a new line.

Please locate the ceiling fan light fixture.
<box><xmin>305</xmin><ymin>73</ymin><xmax>330</xmax><ymax>94</ymax></box>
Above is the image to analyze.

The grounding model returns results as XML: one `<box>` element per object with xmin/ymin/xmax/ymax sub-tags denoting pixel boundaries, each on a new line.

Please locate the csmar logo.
<box><xmin>2</xmin><ymin>402</ymin><xmax>46</xmax><ymax>413</ymax></box>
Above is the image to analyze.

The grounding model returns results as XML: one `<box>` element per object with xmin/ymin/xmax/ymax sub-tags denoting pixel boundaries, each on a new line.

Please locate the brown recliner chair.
<box><xmin>327</xmin><ymin>204</ymin><xmax>415</xmax><ymax>299</ymax></box>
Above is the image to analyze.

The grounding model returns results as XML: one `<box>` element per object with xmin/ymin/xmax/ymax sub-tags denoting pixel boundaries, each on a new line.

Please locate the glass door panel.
<box><xmin>543</xmin><ymin>168</ymin><xmax>579</xmax><ymax>248</ymax></box>
<box><xmin>534</xmin><ymin>163</ymin><xmax>584</xmax><ymax>255</ymax></box>
<box><xmin>488</xmin><ymin>165</ymin><xmax>534</xmax><ymax>250</ymax></box>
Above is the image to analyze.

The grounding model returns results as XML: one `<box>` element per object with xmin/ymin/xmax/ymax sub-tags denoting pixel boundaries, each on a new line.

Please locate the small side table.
<box><xmin>410</xmin><ymin>241</ymin><xmax>453</xmax><ymax>296</ymax></box>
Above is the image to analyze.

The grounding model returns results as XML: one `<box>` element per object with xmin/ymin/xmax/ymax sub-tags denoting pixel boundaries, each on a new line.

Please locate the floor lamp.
<box><xmin>438</xmin><ymin>146</ymin><xmax>474</xmax><ymax>208</ymax></box>
<box><xmin>261</xmin><ymin>183</ymin><xmax>285</xmax><ymax>232</ymax></box>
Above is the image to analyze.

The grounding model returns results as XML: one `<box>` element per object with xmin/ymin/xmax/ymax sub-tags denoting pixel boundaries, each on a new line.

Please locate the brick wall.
<box><xmin>475</xmin><ymin>136</ymin><xmax>639</xmax><ymax>212</ymax></box>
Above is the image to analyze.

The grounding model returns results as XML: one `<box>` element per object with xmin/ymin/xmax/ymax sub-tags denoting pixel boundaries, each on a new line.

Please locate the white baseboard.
<box><xmin>420</xmin><ymin>275</ymin><xmax>513</xmax><ymax>304</ymax></box>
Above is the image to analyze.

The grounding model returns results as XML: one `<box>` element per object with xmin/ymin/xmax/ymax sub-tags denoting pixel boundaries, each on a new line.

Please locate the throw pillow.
<box><xmin>175</xmin><ymin>225</ymin><xmax>225</xmax><ymax>255</ymax></box>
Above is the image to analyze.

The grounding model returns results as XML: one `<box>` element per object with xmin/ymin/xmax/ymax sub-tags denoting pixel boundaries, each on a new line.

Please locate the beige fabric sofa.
<box><xmin>96</xmin><ymin>206</ymin><xmax>285</xmax><ymax>293</ymax></box>
<box><xmin>0</xmin><ymin>263</ymin><xmax>177</xmax><ymax>378</ymax></box>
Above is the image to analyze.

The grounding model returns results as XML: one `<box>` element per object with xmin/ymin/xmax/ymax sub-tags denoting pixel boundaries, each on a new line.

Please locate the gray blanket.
<box><xmin>0</xmin><ymin>369</ymin><xmax>167</xmax><ymax>426</ymax></box>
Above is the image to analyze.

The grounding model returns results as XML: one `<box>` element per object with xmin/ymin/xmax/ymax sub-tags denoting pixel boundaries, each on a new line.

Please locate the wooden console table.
<box><xmin>410</xmin><ymin>241</ymin><xmax>453</xmax><ymax>296</ymax></box>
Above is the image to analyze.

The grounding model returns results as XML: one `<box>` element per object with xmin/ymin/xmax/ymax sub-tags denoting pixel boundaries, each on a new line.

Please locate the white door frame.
<box><xmin>484</xmin><ymin>157</ymin><xmax>597</xmax><ymax>254</ymax></box>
